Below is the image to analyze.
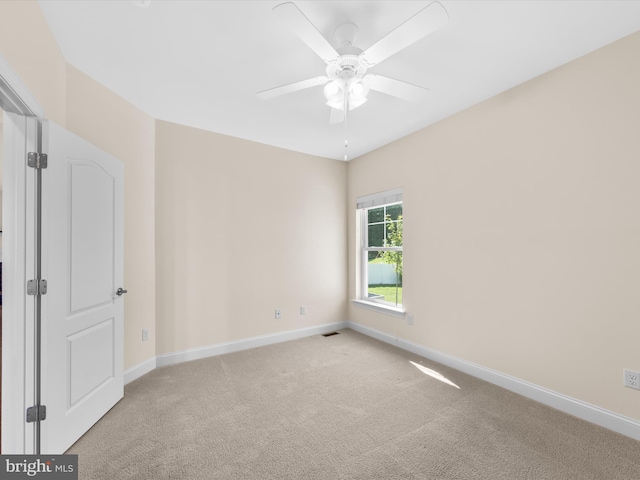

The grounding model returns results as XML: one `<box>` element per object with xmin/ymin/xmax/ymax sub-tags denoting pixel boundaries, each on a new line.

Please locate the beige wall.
<box><xmin>348</xmin><ymin>31</ymin><xmax>640</xmax><ymax>421</ymax></box>
<box><xmin>155</xmin><ymin>120</ymin><xmax>347</xmax><ymax>354</ymax></box>
<box><xmin>0</xmin><ymin>1</ymin><xmax>157</xmax><ymax>371</ymax></box>
<box><xmin>0</xmin><ymin>1</ymin><xmax>66</xmax><ymax>126</ymax></box>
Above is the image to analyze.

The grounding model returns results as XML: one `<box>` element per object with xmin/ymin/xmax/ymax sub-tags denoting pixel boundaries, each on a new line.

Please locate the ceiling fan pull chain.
<box><xmin>344</xmin><ymin>93</ymin><xmax>349</xmax><ymax>161</ymax></box>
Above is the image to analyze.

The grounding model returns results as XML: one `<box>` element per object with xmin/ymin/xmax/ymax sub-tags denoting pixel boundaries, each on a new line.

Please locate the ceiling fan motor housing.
<box><xmin>327</xmin><ymin>46</ymin><xmax>367</xmax><ymax>81</ymax></box>
<box><xmin>334</xmin><ymin>22</ymin><xmax>359</xmax><ymax>48</ymax></box>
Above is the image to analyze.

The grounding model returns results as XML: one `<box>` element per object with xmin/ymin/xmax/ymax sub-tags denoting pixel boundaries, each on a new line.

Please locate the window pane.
<box><xmin>367</xmin><ymin>252</ymin><xmax>402</xmax><ymax>307</ymax></box>
<box><xmin>385</xmin><ymin>203</ymin><xmax>402</xmax><ymax>221</ymax></box>
<box><xmin>385</xmin><ymin>220</ymin><xmax>403</xmax><ymax>247</ymax></box>
<box><xmin>360</xmin><ymin>199</ymin><xmax>403</xmax><ymax>308</ymax></box>
<box><xmin>368</xmin><ymin>224</ymin><xmax>384</xmax><ymax>247</ymax></box>
<box><xmin>368</xmin><ymin>207</ymin><xmax>385</xmax><ymax>224</ymax></box>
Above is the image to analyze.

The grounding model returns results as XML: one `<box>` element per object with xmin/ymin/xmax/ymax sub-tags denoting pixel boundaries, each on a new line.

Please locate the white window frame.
<box><xmin>353</xmin><ymin>188</ymin><xmax>405</xmax><ymax>317</ymax></box>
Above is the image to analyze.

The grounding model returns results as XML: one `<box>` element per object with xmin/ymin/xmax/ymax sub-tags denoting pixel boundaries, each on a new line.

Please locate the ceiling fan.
<box><xmin>257</xmin><ymin>1</ymin><xmax>449</xmax><ymax>126</ymax></box>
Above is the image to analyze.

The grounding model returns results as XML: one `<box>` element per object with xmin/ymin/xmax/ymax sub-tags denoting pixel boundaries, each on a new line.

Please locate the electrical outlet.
<box><xmin>142</xmin><ymin>328</ymin><xmax>149</xmax><ymax>342</ymax></box>
<box><xmin>300</xmin><ymin>306</ymin><xmax>306</xmax><ymax>315</ymax></box>
<box><xmin>275</xmin><ymin>309</ymin><xmax>282</xmax><ymax>319</ymax></box>
<box><xmin>624</xmin><ymin>369</ymin><xmax>640</xmax><ymax>390</ymax></box>
<box><xmin>406</xmin><ymin>314</ymin><xmax>414</xmax><ymax>326</ymax></box>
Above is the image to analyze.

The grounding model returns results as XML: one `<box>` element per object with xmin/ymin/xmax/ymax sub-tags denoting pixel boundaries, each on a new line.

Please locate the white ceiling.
<box><xmin>37</xmin><ymin>0</ymin><xmax>640</xmax><ymax>161</ymax></box>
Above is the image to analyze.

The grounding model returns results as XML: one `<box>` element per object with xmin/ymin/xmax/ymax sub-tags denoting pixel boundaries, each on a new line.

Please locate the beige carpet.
<box><xmin>68</xmin><ymin>329</ymin><xmax>640</xmax><ymax>479</ymax></box>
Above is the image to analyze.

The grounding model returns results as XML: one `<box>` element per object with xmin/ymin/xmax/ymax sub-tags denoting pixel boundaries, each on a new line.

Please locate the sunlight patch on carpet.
<box><xmin>410</xmin><ymin>361</ymin><xmax>460</xmax><ymax>389</ymax></box>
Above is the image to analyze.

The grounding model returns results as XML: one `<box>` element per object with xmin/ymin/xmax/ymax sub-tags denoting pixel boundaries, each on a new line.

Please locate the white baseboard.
<box><xmin>154</xmin><ymin>321</ymin><xmax>349</xmax><ymax>368</ymax></box>
<box><xmin>124</xmin><ymin>356</ymin><xmax>157</xmax><ymax>385</ymax></box>
<box><xmin>346</xmin><ymin>321</ymin><xmax>640</xmax><ymax>441</ymax></box>
<box><xmin>124</xmin><ymin>322</ymin><xmax>347</xmax><ymax>385</ymax></box>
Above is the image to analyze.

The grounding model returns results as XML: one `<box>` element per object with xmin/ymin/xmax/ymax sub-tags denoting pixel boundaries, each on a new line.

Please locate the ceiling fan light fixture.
<box><xmin>349</xmin><ymin>97</ymin><xmax>368</xmax><ymax>109</ymax></box>
<box><xmin>324</xmin><ymin>79</ymin><xmax>344</xmax><ymax>105</ymax></box>
<box><xmin>324</xmin><ymin>80</ymin><xmax>341</xmax><ymax>96</ymax></box>
<box><xmin>348</xmin><ymin>77</ymin><xmax>370</xmax><ymax>103</ymax></box>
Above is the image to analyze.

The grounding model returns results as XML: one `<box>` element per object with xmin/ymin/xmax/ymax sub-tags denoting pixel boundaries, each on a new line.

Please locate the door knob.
<box><xmin>116</xmin><ymin>287</ymin><xmax>128</xmax><ymax>296</ymax></box>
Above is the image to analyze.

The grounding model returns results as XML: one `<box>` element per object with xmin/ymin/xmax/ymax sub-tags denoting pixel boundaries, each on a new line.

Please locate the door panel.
<box><xmin>68</xmin><ymin>318</ymin><xmax>114</xmax><ymax>407</ymax></box>
<box><xmin>42</xmin><ymin>121</ymin><xmax>124</xmax><ymax>454</ymax></box>
<box><xmin>70</xmin><ymin>162</ymin><xmax>115</xmax><ymax>313</ymax></box>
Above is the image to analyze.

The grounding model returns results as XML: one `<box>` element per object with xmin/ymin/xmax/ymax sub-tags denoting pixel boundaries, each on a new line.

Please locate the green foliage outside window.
<box><xmin>380</xmin><ymin>214</ymin><xmax>403</xmax><ymax>276</ymax></box>
<box><xmin>379</xmin><ymin>214</ymin><xmax>403</xmax><ymax>304</ymax></box>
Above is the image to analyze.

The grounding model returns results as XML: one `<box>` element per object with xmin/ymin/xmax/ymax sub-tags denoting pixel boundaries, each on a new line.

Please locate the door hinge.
<box><xmin>26</xmin><ymin>405</ymin><xmax>47</xmax><ymax>423</ymax></box>
<box><xmin>27</xmin><ymin>152</ymin><xmax>48</xmax><ymax>169</ymax></box>
<box><xmin>27</xmin><ymin>279</ymin><xmax>48</xmax><ymax>296</ymax></box>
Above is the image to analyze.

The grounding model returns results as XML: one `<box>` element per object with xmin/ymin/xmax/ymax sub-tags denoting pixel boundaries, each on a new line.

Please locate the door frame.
<box><xmin>0</xmin><ymin>52</ymin><xmax>45</xmax><ymax>454</ymax></box>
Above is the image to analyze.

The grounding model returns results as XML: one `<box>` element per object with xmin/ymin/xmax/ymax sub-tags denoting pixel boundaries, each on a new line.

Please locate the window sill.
<box><xmin>352</xmin><ymin>299</ymin><xmax>405</xmax><ymax>318</ymax></box>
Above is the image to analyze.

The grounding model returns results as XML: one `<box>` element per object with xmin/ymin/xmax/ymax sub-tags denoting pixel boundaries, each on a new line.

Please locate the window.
<box><xmin>357</xmin><ymin>188</ymin><xmax>403</xmax><ymax>310</ymax></box>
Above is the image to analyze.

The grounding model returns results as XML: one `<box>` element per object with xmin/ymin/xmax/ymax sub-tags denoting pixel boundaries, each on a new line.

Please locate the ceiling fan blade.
<box><xmin>329</xmin><ymin>107</ymin><xmax>344</xmax><ymax>125</ymax></box>
<box><xmin>273</xmin><ymin>2</ymin><xmax>340</xmax><ymax>64</ymax></box>
<box><xmin>359</xmin><ymin>1</ymin><xmax>448</xmax><ymax>68</ymax></box>
<box><xmin>368</xmin><ymin>74</ymin><xmax>430</xmax><ymax>102</ymax></box>
<box><xmin>257</xmin><ymin>76</ymin><xmax>328</xmax><ymax>100</ymax></box>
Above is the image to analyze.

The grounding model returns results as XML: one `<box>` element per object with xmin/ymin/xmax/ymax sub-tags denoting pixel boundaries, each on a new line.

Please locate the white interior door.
<box><xmin>41</xmin><ymin>120</ymin><xmax>124</xmax><ymax>454</ymax></box>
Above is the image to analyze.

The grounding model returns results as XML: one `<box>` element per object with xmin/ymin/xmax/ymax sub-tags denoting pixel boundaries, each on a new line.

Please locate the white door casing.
<box><xmin>40</xmin><ymin>121</ymin><xmax>124</xmax><ymax>454</ymax></box>
<box><xmin>1</xmin><ymin>112</ymin><xmax>38</xmax><ymax>454</ymax></box>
